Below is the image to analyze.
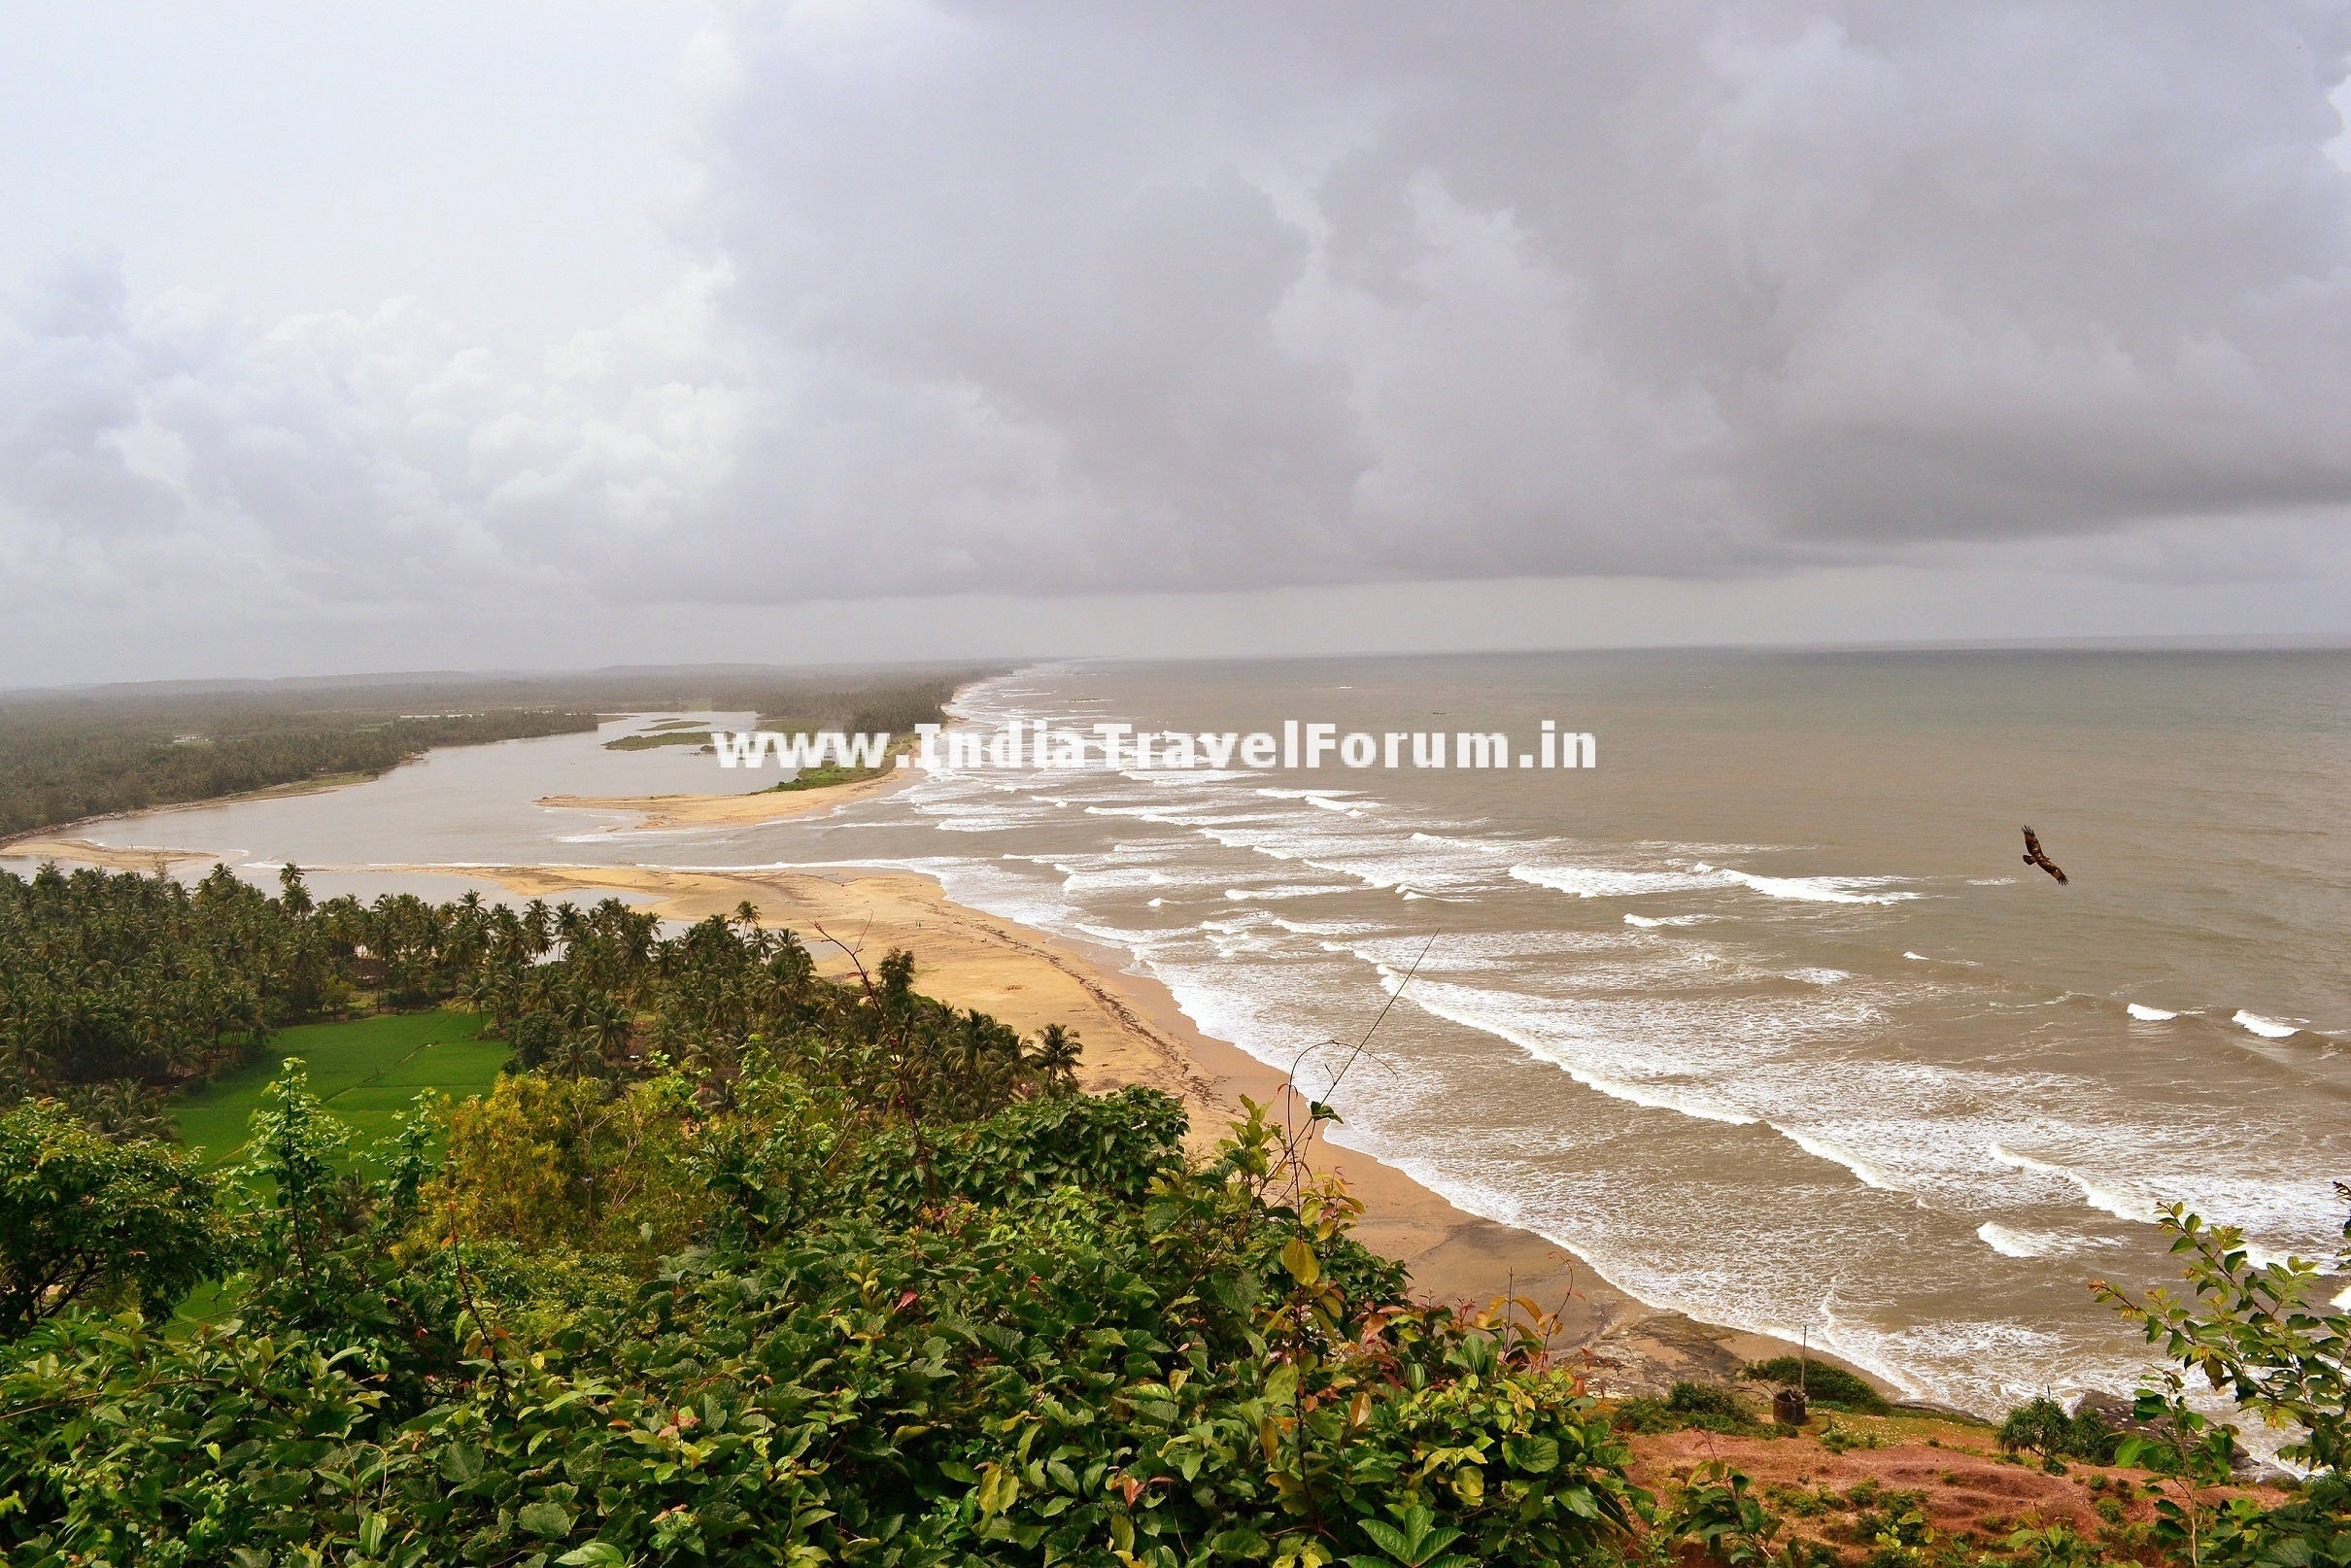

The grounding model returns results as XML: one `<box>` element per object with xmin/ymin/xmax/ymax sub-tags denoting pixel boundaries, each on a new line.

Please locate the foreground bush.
<box><xmin>0</xmin><ymin>1099</ymin><xmax>221</xmax><ymax>1338</ymax></box>
<box><xmin>0</xmin><ymin>1072</ymin><xmax>1643</xmax><ymax>1567</ymax></box>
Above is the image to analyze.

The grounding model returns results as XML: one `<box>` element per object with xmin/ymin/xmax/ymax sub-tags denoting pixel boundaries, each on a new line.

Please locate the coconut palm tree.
<box><xmin>1027</xmin><ymin>1023</ymin><xmax>1082</xmax><ymax>1095</ymax></box>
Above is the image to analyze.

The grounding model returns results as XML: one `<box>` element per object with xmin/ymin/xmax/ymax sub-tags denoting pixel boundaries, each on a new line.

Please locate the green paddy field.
<box><xmin>173</xmin><ymin>1008</ymin><xmax>509</xmax><ymax>1169</ymax></box>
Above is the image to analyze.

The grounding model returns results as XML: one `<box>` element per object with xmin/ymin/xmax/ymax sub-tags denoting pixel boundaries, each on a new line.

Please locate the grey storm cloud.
<box><xmin>5</xmin><ymin>0</ymin><xmax>2350</xmax><ymax>616</ymax></box>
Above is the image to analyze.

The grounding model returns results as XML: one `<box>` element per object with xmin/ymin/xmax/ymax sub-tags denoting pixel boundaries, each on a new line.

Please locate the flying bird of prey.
<box><xmin>2021</xmin><ymin>827</ymin><xmax>2067</xmax><ymax>885</ymax></box>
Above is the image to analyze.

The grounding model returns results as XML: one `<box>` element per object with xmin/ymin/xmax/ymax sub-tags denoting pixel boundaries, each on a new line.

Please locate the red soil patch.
<box><xmin>1627</xmin><ymin>1424</ymin><xmax>2288</xmax><ymax>1560</ymax></box>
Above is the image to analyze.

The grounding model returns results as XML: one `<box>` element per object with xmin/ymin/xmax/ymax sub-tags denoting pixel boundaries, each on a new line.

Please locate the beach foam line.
<box><xmin>1976</xmin><ymin>1222</ymin><xmax>2046</xmax><ymax>1258</ymax></box>
<box><xmin>1989</xmin><ymin>1143</ymin><xmax>2157</xmax><ymax>1226</ymax></box>
<box><xmin>2233</xmin><ymin>1009</ymin><xmax>2300</xmax><ymax>1040</ymax></box>
<box><xmin>1976</xmin><ymin>1222</ymin><xmax>2122</xmax><ymax>1259</ymax></box>
<box><xmin>1625</xmin><ymin>913</ymin><xmax>1712</xmax><ymax>928</ymax></box>
<box><xmin>1777</xmin><ymin>1125</ymin><xmax>1905</xmax><ymax>1192</ymax></box>
<box><xmin>1694</xmin><ymin>863</ymin><xmax>1921</xmax><ymax>904</ymax></box>
<box><xmin>2127</xmin><ymin>1003</ymin><xmax>2179</xmax><ymax>1022</ymax></box>
<box><xmin>1222</xmin><ymin>884</ymin><xmax>1353</xmax><ymax>901</ymax></box>
<box><xmin>1511</xmin><ymin>863</ymin><xmax>1731</xmax><ymax>898</ymax></box>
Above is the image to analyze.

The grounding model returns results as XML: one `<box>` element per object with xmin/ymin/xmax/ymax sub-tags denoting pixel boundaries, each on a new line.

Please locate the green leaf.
<box><xmin>557</xmin><ymin>1546</ymin><xmax>628</xmax><ymax>1568</ymax></box>
<box><xmin>1280</xmin><ymin>1237</ymin><xmax>1321</xmax><ymax>1287</ymax></box>
<box><xmin>976</xmin><ymin>1460</ymin><xmax>1020</xmax><ymax>1517</ymax></box>
<box><xmin>1502</xmin><ymin>1433</ymin><xmax>1559</xmax><ymax>1474</ymax></box>
<box><xmin>439</xmin><ymin>1443</ymin><xmax>485</xmax><ymax>1486</ymax></box>
<box><xmin>516</xmin><ymin>1500</ymin><xmax>575</xmax><ymax>1539</ymax></box>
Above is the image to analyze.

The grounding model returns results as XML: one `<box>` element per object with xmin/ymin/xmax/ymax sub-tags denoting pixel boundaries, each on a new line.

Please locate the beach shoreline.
<box><xmin>5</xmin><ymin>826</ymin><xmax>1870</xmax><ymax>1399</ymax></box>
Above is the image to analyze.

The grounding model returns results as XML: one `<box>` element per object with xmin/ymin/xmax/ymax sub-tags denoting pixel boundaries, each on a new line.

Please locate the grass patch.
<box><xmin>761</xmin><ymin>761</ymin><xmax>888</xmax><ymax>792</ymax></box>
<box><xmin>1615</xmin><ymin>1381</ymin><xmax>1771</xmax><ymax>1436</ymax></box>
<box><xmin>604</xmin><ymin>730</ymin><xmax>714</xmax><ymax>751</ymax></box>
<box><xmin>173</xmin><ymin>1009</ymin><xmax>506</xmax><ymax>1170</ymax></box>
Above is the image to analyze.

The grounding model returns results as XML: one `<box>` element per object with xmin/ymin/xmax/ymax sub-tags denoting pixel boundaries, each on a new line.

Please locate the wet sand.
<box><xmin>7</xmin><ymin>825</ymin><xmax>1841</xmax><ymax>1396</ymax></box>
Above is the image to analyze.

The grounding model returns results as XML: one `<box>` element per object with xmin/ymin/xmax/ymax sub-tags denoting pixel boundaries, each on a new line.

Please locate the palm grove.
<box><xmin>1</xmin><ymin>862</ymin><xmax>2346</xmax><ymax>1568</ymax></box>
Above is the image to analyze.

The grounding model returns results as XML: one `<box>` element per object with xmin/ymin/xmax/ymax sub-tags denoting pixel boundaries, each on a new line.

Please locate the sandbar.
<box><xmin>535</xmin><ymin>767</ymin><xmax>913</xmax><ymax>830</ymax></box>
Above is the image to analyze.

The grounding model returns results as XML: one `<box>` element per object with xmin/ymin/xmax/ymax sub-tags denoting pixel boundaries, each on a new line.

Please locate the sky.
<box><xmin>4</xmin><ymin>2</ymin><xmax>2351</xmax><ymax>686</ymax></box>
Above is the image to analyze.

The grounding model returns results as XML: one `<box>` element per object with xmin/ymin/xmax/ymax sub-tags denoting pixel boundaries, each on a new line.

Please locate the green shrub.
<box><xmin>1611</xmin><ymin>1381</ymin><xmax>1767</xmax><ymax>1437</ymax></box>
<box><xmin>0</xmin><ymin>1099</ymin><xmax>224</xmax><ymax>1338</ymax></box>
<box><xmin>1997</xmin><ymin>1396</ymin><xmax>2120</xmax><ymax>1462</ymax></box>
<box><xmin>1743</xmin><ymin>1355</ymin><xmax>1892</xmax><ymax>1414</ymax></box>
<box><xmin>1613</xmin><ymin>1395</ymin><xmax>1681</xmax><ymax>1434</ymax></box>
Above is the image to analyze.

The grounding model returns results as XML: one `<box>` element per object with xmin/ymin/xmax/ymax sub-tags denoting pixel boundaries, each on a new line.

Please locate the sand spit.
<box><xmin>536</xmin><ymin>767</ymin><xmax>914</xmax><ymax>830</ymax></box>
<box><xmin>0</xmin><ymin>836</ymin><xmax>231</xmax><ymax>875</ymax></box>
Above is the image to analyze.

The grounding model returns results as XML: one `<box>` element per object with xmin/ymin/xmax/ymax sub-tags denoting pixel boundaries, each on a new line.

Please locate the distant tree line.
<box><xmin>0</xmin><ymin>707</ymin><xmax>597</xmax><ymax>838</ymax></box>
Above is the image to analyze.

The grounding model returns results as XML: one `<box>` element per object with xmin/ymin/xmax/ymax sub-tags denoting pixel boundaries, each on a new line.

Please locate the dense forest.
<box><xmin>0</xmin><ymin>866</ymin><xmax>2344</xmax><ymax>1566</ymax></box>
<box><xmin>0</xmin><ymin>664</ymin><xmax>993</xmax><ymax>839</ymax></box>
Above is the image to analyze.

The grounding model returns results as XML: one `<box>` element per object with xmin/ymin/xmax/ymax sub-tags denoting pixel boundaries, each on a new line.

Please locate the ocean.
<box><xmin>18</xmin><ymin>646</ymin><xmax>2349</xmax><ymax>1420</ymax></box>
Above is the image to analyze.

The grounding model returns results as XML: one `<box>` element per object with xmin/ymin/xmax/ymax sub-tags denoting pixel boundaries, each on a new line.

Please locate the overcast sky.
<box><xmin>4</xmin><ymin>2</ymin><xmax>2350</xmax><ymax>684</ymax></box>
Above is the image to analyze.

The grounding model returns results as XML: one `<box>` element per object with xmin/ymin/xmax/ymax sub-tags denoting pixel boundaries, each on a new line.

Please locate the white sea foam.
<box><xmin>1694</xmin><ymin>863</ymin><xmax>1920</xmax><ymax>904</ymax></box>
<box><xmin>2233</xmin><ymin>1009</ymin><xmax>2300</xmax><ymax>1039</ymax></box>
<box><xmin>2127</xmin><ymin>1003</ymin><xmax>2179</xmax><ymax>1022</ymax></box>
<box><xmin>1790</xmin><ymin>968</ymin><xmax>1852</xmax><ymax>985</ymax></box>
<box><xmin>1223</xmin><ymin>884</ymin><xmax>1352</xmax><ymax>901</ymax></box>
<box><xmin>1976</xmin><ymin>1223</ymin><xmax>2047</xmax><ymax>1258</ymax></box>
<box><xmin>1778</xmin><ymin>1126</ymin><xmax>1904</xmax><ymax>1191</ymax></box>
<box><xmin>1976</xmin><ymin>1223</ymin><xmax>2122</xmax><ymax>1258</ymax></box>
<box><xmin>1511</xmin><ymin>863</ymin><xmax>1730</xmax><ymax>898</ymax></box>
<box><xmin>1989</xmin><ymin>1144</ymin><xmax>2158</xmax><ymax>1225</ymax></box>
<box><xmin>1394</xmin><ymin>977</ymin><xmax>1762</xmax><ymax>1127</ymax></box>
<box><xmin>1625</xmin><ymin>913</ymin><xmax>1712</xmax><ymax>928</ymax></box>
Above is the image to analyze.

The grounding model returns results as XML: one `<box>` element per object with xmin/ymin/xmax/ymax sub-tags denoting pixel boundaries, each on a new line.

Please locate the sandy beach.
<box><xmin>6</xmin><ymin>803</ymin><xmax>1839</xmax><ymax>1398</ymax></box>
